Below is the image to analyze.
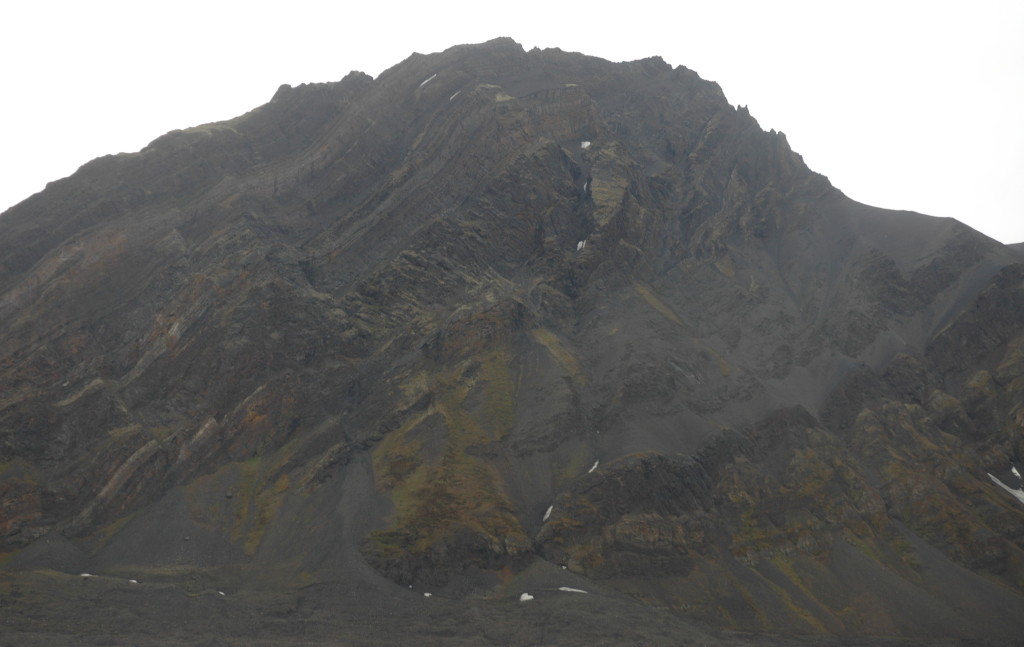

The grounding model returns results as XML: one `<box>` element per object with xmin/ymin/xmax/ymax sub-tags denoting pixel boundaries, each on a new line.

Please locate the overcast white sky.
<box><xmin>3</xmin><ymin>1</ymin><xmax>1022</xmax><ymax>243</ymax></box>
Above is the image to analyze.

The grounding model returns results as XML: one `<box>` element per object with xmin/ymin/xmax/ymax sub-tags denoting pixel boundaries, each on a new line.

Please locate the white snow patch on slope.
<box><xmin>449</xmin><ymin>90</ymin><xmax>461</xmax><ymax>101</ymax></box>
<box><xmin>588</xmin><ymin>460</ymin><xmax>599</xmax><ymax>473</ymax></box>
<box><xmin>419</xmin><ymin>74</ymin><xmax>437</xmax><ymax>88</ymax></box>
<box><xmin>558</xmin><ymin>587</ymin><xmax>588</xmax><ymax>594</ymax></box>
<box><xmin>581</xmin><ymin>141</ymin><xmax>591</xmax><ymax>149</ymax></box>
<box><xmin>519</xmin><ymin>592</ymin><xmax>534</xmax><ymax>602</ymax></box>
<box><xmin>543</xmin><ymin>505</ymin><xmax>553</xmax><ymax>521</ymax></box>
<box><xmin>988</xmin><ymin>473</ymin><xmax>1024</xmax><ymax>506</ymax></box>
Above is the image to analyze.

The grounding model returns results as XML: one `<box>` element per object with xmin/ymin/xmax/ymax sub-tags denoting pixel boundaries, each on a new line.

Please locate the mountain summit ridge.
<box><xmin>1</xmin><ymin>38</ymin><xmax>1023</xmax><ymax>645</ymax></box>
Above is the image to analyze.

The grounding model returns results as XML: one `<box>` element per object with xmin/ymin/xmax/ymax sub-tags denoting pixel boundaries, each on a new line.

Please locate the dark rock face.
<box><xmin>1</xmin><ymin>38</ymin><xmax>1023</xmax><ymax>644</ymax></box>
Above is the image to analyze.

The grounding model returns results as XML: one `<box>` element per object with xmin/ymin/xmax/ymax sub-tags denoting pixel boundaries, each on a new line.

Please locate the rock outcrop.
<box><xmin>1</xmin><ymin>38</ymin><xmax>1022</xmax><ymax>645</ymax></box>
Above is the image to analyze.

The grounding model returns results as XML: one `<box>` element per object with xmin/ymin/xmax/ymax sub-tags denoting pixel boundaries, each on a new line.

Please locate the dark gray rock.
<box><xmin>1</xmin><ymin>38</ymin><xmax>1023</xmax><ymax>645</ymax></box>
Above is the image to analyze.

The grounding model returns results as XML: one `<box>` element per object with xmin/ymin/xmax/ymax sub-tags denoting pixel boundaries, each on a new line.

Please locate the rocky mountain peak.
<box><xmin>1</xmin><ymin>39</ymin><xmax>1023</xmax><ymax>645</ymax></box>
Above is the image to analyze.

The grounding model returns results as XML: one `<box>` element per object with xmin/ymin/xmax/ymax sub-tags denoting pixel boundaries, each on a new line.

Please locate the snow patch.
<box><xmin>79</xmin><ymin>573</ymin><xmax>93</xmax><ymax>578</ymax></box>
<box><xmin>543</xmin><ymin>505</ymin><xmax>553</xmax><ymax>521</ymax></box>
<box><xmin>588</xmin><ymin>460</ymin><xmax>599</xmax><ymax>473</ymax></box>
<box><xmin>988</xmin><ymin>473</ymin><xmax>1024</xmax><ymax>506</ymax></box>
<box><xmin>128</xmin><ymin>579</ymin><xmax>139</xmax><ymax>584</ymax></box>
<box><xmin>218</xmin><ymin>591</ymin><xmax>226</xmax><ymax>596</ymax></box>
<box><xmin>581</xmin><ymin>141</ymin><xmax>591</xmax><ymax>149</ymax></box>
<box><xmin>1013</xmin><ymin>466</ymin><xmax>1021</xmax><ymax>480</ymax></box>
<box><xmin>449</xmin><ymin>90</ymin><xmax>461</xmax><ymax>101</ymax></box>
<box><xmin>577</xmin><ymin>240</ymin><xmax>586</xmax><ymax>251</ymax></box>
<box><xmin>519</xmin><ymin>592</ymin><xmax>534</xmax><ymax>602</ymax></box>
<box><xmin>423</xmin><ymin>592</ymin><xmax>432</xmax><ymax>597</ymax></box>
<box><xmin>558</xmin><ymin>587</ymin><xmax>588</xmax><ymax>594</ymax></box>
<box><xmin>419</xmin><ymin>74</ymin><xmax>437</xmax><ymax>88</ymax></box>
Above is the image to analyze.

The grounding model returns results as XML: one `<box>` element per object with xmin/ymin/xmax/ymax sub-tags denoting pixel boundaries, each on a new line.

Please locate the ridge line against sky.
<box><xmin>3</xmin><ymin>1</ymin><xmax>1022</xmax><ymax>243</ymax></box>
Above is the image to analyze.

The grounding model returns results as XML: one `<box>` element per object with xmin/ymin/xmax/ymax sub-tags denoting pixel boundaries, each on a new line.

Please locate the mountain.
<box><xmin>2</xmin><ymin>38</ymin><xmax>1023</xmax><ymax>645</ymax></box>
